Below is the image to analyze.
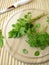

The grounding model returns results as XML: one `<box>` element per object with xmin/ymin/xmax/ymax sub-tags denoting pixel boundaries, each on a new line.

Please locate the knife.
<box><xmin>0</xmin><ymin>0</ymin><xmax>32</xmax><ymax>14</ymax></box>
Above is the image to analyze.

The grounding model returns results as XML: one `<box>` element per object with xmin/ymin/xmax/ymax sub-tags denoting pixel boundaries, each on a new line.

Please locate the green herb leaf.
<box><xmin>23</xmin><ymin>49</ymin><xmax>28</xmax><ymax>54</ymax></box>
<box><xmin>0</xmin><ymin>30</ymin><xmax>4</xmax><ymax>48</ymax></box>
<box><xmin>34</xmin><ymin>51</ymin><xmax>40</xmax><ymax>56</ymax></box>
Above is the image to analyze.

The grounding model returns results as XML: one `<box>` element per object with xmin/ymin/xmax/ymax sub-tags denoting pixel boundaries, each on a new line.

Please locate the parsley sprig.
<box><xmin>8</xmin><ymin>12</ymin><xmax>33</xmax><ymax>38</ymax></box>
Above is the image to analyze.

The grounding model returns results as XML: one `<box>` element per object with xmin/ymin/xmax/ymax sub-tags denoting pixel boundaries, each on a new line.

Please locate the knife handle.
<box><xmin>0</xmin><ymin>0</ymin><xmax>31</xmax><ymax>14</ymax></box>
<box><xmin>13</xmin><ymin>0</ymin><xmax>31</xmax><ymax>7</ymax></box>
<box><xmin>8</xmin><ymin>0</ymin><xmax>31</xmax><ymax>11</ymax></box>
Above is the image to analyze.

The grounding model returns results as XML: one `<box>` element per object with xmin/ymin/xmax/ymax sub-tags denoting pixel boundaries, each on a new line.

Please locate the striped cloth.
<box><xmin>0</xmin><ymin>0</ymin><xmax>49</xmax><ymax>65</ymax></box>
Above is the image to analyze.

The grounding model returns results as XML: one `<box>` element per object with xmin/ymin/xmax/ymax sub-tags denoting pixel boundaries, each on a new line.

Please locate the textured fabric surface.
<box><xmin>0</xmin><ymin>0</ymin><xmax>49</xmax><ymax>65</ymax></box>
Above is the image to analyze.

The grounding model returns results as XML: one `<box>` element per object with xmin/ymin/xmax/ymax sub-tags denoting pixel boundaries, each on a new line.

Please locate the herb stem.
<box><xmin>32</xmin><ymin>13</ymin><xmax>46</xmax><ymax>22</ymax></box>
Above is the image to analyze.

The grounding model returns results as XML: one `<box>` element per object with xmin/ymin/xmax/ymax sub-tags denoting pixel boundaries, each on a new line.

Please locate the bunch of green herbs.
<box><xmin>8</xmin><ymin>12</ymin><xmax>33</xmax><ymax>38</ymax></box>
<box><xmin>8</xmin><ymin>12</ymin><xmax>49</xmax><ymax>56</ymax></box>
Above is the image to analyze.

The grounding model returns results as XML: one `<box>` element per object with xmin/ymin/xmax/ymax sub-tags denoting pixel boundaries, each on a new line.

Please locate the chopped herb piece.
<box><xmin>34</xmin><ymin>51</ymin><xmax>40</xmax><ymax>56</ymax></box>
<box><xmin>23</xmin><ymin>49</ymin><xmax>28</xmax><ymax>54</ymax></box>
<box><xmin>0</xmin><ymin>30</ymin><xmax>4</xmax><ymax>48</ymax></box>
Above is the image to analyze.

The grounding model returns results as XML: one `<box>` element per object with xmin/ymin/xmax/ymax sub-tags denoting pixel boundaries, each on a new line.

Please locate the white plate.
<box><xmin>2</xmin><ymin>8</ymin><xmax>49</xmax><ymax>64</ymax></box>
